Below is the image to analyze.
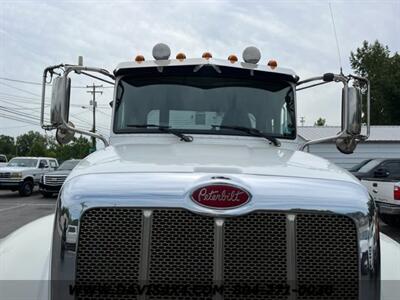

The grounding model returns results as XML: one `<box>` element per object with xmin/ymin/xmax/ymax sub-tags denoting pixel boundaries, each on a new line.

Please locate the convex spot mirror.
<box><xmin>342</xmin><ymin>87</ymin><xmax>362</xmax><ymax>136</ymax></box>
<box><xmin>336</xmin><ymin>136</ymin><xmax>357</xmax><ymax>154</ymax></box>
<box><xmin>50</xmin><ymin>76</ymin><xmax>71</xmax><ymax>127</ymax></box>
<box><xmin>56</xmin><ymin>122</ymin><xmax>75</xmax><ymax>145</ymax></box>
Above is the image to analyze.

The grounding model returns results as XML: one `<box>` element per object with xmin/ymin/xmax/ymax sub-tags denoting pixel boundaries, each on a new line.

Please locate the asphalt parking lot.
<box><xmin>0</xmin><ymin>189</ymin><xmax>56</xmax><ymax>239</ymax></box>
<box><xmin>0</xmin><ymin>189</ymin><xmax>399</xmax><ymax>243</ymax></box>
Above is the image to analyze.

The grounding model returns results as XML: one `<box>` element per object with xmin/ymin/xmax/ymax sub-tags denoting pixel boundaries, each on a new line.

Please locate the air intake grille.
<box><xmin>224</xmin><ymin>213</ymin><xmax>287</xmax><ymax>300</ymax></box>
<box><xmin>75</xmin><ymin>209</ymin><xmax>359</xmax><ymax>300</ymax></box>
<box><xmin>0</xmin><ymin>172</ymin><xmax>11</xmax><ymax>178</ymax></box>
<box><xmin>44</xmin><ymin>175</ymin><xmax>67</xmax><ymax>186</ymax></box>
<box><xmin>296</xmin><ymin>214</ymin><xmax>359</xmax><ymax>300</ymax></box>
<box><xmin>76</xmin><ymin>208</ymin><xmax>142</xmax><ymax>300</ymax></box>
<box><xmin>148</xmin><ymin>210</ymin><xmax>214</xmax><ymax>300</ymax></box>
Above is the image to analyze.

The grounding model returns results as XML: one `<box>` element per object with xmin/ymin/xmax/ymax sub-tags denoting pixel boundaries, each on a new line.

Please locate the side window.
<box><xmin>39</xmin><ymin>159</ymin><xmax>48</xmax><ymax>168</ymax></box>
<box><xmin>380</xmin><ymin>161</ymin><xmax>400</xmax><ymax>179</ymax></box>
<box><xmin>50</xmin><ymin>160</ymin><xmax>58</xmax><ymax>168</ymax></box>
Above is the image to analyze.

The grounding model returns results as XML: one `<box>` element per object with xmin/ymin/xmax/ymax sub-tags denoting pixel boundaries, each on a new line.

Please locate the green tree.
<box><xmin>314</xmin><ymin>118</ymin><xmax>326</xmax><ymax>126</ymax></box>
<box><xmin>350</xmin><ymin>40</ymin><xmax>400</xmax><ymax>125</ymax></box>
<box><xmin>53</xmin><ymin>135</ymin><xmax>91</xmax><ymax>162</ymax></box>
<box><xmin>0</xmin><ymin>135</ymin><xmax>15</xmax><ymax>158</ymax></box>
<box><xmin>16</xmin><ymin>131</ymin><xmax>47</xmax><ymax>156</ymax></box>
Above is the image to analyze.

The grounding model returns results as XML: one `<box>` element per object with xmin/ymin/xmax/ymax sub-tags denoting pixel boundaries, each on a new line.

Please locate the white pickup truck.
<box><xmin>0</xmin><ymin>156</ymin><xmax>59</xmax><ymax>196</ymax></box>
<box><xmin>352</xmin><ymin>158</ymin><xmax>400</xmax><ymax>226</ymax></box>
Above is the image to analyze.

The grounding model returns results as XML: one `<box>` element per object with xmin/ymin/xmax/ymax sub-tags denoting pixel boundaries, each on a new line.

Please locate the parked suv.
<box><xmin>39</xmin><ymin>159</ymin><xmax>80</xmax><ymax>197</ymax></box>
<box><xmin>351</xmin><ymin>158</ymin><xmax>400</xmax><ymax>226</ymax></box>
<box><xmin>0</xmin><ymin>157</ymin><xmax>58</xmax><ymax>196</ymax></box>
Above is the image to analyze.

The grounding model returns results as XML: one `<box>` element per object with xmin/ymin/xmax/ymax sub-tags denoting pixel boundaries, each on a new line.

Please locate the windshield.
<box><xmin>349</xmin><ymin>159</ymin><xmax>372</xmax><ymax>172</ymax></box>
<box><xmin>7</xmin><ymin>158</ymin><xmax>38</xmax><ymax>168</ymax></box>
<box><xmin>58</xmin><ymin>160</ymin><xmax>80</xmax><ymax>170</ymax></box>
<box><xmin>358</xmin><ymin>160</ymin><xmax>381</xmax><ymax>173</ymax></box>
<box><xmin>114</xmin><ymin>74</ymin><xmax>296</xmax><ymax>139</ymax></box>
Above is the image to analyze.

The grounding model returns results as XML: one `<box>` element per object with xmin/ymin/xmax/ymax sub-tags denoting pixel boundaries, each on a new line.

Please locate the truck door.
<box><xmin>374</xmin><ymin>161</ymin><xmax>400</xmax><ymax>204</ymax></box>
<box><xmin>36</xmin><ymin>159</ymin><xmax>49</xmax><ymax>183</ymax></box>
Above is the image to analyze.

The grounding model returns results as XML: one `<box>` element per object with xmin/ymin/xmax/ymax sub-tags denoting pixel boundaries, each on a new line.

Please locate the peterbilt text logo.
<box><xmin>191</xmin><ymin>184</ymin><xmax>251</xmax><ymax>209</ymax></box>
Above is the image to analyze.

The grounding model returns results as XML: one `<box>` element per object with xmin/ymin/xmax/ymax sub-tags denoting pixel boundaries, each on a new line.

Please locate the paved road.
<box><xmin>1</xmin><ymin>189</ymin><xmax>399</xmax><ymax>243</ymax></box>
<box><xmin>0</xmin><ymin>189</ymin><xmax>56</xmax><ymax>238</ymax></box>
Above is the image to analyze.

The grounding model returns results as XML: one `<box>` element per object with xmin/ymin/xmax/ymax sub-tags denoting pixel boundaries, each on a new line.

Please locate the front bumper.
<box><xmin>39</xmin><ymin>183</ymin><xmax>62</xmax><ymax>193</ymax></box>
<box><xmin>0</xmin><ymin>180</ymin><xmax>23</xmax><ymax>190</ymax></box>
<box><xmin>376</xmin><ymin>201</ymin><xmax>400</xmax><ymax>215</ymax></box>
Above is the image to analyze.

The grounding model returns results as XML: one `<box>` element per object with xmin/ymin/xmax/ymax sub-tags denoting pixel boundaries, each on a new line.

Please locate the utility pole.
<box><xmin>86</xmin><ymin>84</ymin><xmax>103</xmax><ymax>150</ymax></box>
<box><xmin>300</xmin><ymin>116</ymin><xmax>305</xmax><ymax>127</ymax></box>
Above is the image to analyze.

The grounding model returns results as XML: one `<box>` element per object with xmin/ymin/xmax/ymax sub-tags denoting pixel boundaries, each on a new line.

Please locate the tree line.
<box><xmin>314</xmin><ymin>40</ymin><xmax>399</xmax><ymax>126</ymax></box>
<box><xmin>0</xmin><ymin>131</ymin><xmax>92</xmax><ymax>162</ymax></box>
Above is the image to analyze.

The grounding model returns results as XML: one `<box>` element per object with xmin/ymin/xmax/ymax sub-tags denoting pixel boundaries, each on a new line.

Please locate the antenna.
<box><xmin>329</xmin><ymin>2</ymin><xmax>343</xmax><ymax>74</ymax></box>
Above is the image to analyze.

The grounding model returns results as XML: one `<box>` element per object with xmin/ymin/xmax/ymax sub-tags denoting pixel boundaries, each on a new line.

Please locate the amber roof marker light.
<box><xmin>135</xmin><ymin>55</ymin><xmax>145</xmax><ymax>63</ymax></box>
<box><xmin>152</xmin><ymin>43</ymin><xmax>171</xmax><ymax>60</ymax></box>
<box><xmin>227</xmin><ymin>54</ymin><xmax>238</xmax><ymax>63</ymax></box>
<box><xmin>268</xmin><ymin>59</ymin><xmax>278</xmax><ymax>69</ymax></box>
<box><xmin>202</xmin><ymin>52</ymin><xmax>212</xmax><ymax>60</ymax></box>
<box><xmin>242</xmin><ymin>46</ymin><xmax>261</xmax><ymax>64</ymax></box>
<box><xmin>176</xmin><ymin>52</ymin><xmax>186</xmax><ymax>61</ymax></box>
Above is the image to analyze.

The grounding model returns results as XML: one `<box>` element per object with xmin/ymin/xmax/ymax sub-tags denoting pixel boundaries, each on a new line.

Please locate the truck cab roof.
<box><xmin>114</xmin><ymin>58</ymin><xmax>299</xmax><ymax>83</ymax></box>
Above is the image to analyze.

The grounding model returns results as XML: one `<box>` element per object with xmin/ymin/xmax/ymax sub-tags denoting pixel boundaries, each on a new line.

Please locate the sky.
<box><xmin>0</xmin><ymin>0</ymin><xmax>399</xmax><ymax>139</ymax></box>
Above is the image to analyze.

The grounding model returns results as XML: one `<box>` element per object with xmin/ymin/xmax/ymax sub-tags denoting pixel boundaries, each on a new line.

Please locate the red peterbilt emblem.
<box><xmin>191</xmin><ymin>184</ymin><xmax>251</xmax><ymax>209</ymax></box>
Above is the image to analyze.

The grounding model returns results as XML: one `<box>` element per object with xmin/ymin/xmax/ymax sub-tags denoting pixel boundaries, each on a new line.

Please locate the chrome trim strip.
<box><xmin>287</xmin><ymin>214</ymin><xmax>297</xmax><ymax>300</ymax></box>
<box><xmin>213</xmin><ymin>218</ymin><xmax>224</xmax><ymax>300</ymax></box>
<box><xmin>138</xmin><ymin>209</ymin><xmax>152</xmax><ymax>300</ymax></box>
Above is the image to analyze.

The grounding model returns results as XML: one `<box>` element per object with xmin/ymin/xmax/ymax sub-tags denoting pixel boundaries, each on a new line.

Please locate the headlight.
<box><xmin>40</xmin><ymin>175</ymin><xmax>44</xmax><ymax>183</ymax></box>
<box><xmin>10</xmin><ymin>172</ymin><xmax>22</xmax><ymax>179</ymax></box>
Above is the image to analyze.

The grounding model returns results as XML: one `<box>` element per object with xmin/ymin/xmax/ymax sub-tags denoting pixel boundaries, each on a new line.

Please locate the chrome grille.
<box><xmin>223</xmin><ymin>213</ymin><xmax>287</xmax><ymax>300</ymax></box>
<box><xmin>76</xmin><ymin>209</ymin><xmax>359</xmax><ymax>300</ymax></box>
<box><xmin>44</xmin><ymin>175</ymin><xmax>67</xmax><ymax>186</ymax></box>
<box><xmin>296</xmin><ymin>214</ymin><xmax>359</xmax><ymax>300</ymax></box>
<box><xmin>76</xmin><ymin>208</ymin><xmax>142</xmax><ymax>300</ymax></box>
<box><xmin>0</xmin><ymin>172</ymin><xmax>11</xmax><ymax>178</ymax></box>
<box><xmin>149</xmin><ymin>210</ymin><xmax>214</xmax><ymax>300</ymax></box>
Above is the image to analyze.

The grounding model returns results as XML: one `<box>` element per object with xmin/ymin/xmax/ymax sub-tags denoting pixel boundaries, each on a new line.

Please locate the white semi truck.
<box><xmin>1</xmin><ymin>44</ymin><xmax>400</xmax><ymax>299</ymax></box>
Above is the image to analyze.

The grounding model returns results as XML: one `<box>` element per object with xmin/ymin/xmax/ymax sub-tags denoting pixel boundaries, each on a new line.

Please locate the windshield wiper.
<box><xmin>212</xmin><ymin>125</ymin><xmax>281</xmax><ymax>146</ymax></box>
<box><xmin>127</xmin><ymin>124</ymin><xmax>193</xmax><ymax>142</ymax></box>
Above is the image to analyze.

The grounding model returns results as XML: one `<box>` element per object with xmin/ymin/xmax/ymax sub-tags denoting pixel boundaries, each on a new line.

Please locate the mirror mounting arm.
<box><xmin>41</xmin><ymin>64</ymin><xmax>114</xmax><ymax>147</ymax></box>
<box><xmin>60</xmin><ymin>66</ymin><xmax>113</xmax><ymax>147</ymax></box>
<box><xmin>298</xmin><ymin>73</ymin><xmax>370</xmax><ymax>152</ymax></box>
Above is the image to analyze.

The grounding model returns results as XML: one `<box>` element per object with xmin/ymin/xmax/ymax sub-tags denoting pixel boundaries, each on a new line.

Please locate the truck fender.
<box><xmin>0</xmin><ymin>214</ymin><xmax>53</xmax><ymax>300</ymax></box>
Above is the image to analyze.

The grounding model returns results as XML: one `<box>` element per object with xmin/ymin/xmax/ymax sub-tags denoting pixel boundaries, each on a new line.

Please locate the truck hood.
<box><xmin>70</xmin><ymin>142</ymin><xmax>359</xmax><ymax>184</ymax></box>
<box><xmin>0</xmin><ymin>166</ymin><xmax>35</xmax><ymax>172</ymax></box>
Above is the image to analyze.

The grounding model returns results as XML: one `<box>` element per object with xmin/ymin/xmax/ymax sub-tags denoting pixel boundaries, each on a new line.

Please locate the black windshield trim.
<box><xmin>112</xmin><ymin>71</ymin><xmax>297</xmax><ymax>139</ymax></box>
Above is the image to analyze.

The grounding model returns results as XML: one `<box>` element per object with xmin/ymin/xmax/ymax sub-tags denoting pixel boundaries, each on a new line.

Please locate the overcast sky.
<box><xmin>0</xmin><ymin>0</ymin><xmax>399</xmax><ymax>139</ymax></box>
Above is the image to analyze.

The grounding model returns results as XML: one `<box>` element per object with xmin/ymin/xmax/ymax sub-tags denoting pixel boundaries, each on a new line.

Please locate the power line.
<box><xmin>0</xmin><ymin>124</ymin><xmax>31</xmax><ymax>130</ymax></box>
<box><xmin>0</xmin><ymin>76</ymin><xmax>114</xmax><ymax>88</ymax></box>
<box><xmin>0</xmin><ymin>81</ymin><xmax>41</xmax><ymax>97</ymax></box>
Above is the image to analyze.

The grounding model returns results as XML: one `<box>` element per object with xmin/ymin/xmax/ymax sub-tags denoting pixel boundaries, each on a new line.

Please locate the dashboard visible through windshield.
<box><xmin>113</xmin><ymin>74</ymin><xmax>296</xmax><ymax>139</ymax></box>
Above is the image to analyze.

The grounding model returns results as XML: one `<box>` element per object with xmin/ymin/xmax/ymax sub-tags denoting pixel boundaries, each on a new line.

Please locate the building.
<box><xmin>298</xmin><ymin>126</ymin><xmax>400</xmax><ymax>170</ymax></box>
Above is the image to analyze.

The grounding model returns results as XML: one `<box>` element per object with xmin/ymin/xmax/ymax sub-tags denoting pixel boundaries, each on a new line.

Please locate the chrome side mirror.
<box><xmin>342</xmin><ymin>87</ymin><xmax>362</xmax><ymax>136</ymax></box>
<box><xmin>50</xmin><ymin>76</ymin><xmax>71</xmax><ymax>127</ymax></box>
